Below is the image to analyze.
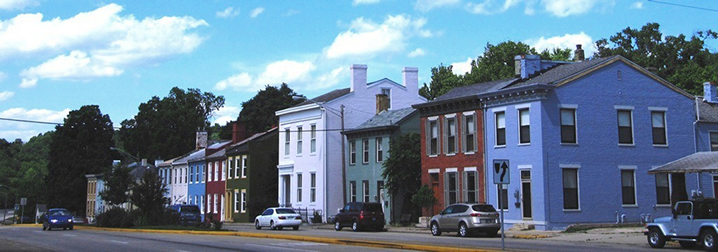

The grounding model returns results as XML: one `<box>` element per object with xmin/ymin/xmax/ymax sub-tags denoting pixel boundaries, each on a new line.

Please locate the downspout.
<box><xmin>694</xmin><ymin>97</ymin><xmax>701</xmax><ymax>194</ymax></box>
<box><xmin>323</xmin><ymin>108</ymin><xmax>329</xmax><ymax>223</ymax></box>
<box><xmin>482</xmin><ymin>104</ymin><xmax>490</xmax><ymax>204</ymax></box>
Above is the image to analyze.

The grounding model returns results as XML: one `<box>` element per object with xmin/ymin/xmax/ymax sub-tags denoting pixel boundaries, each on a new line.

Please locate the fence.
<box><xmin>292</xmin><ymin>207</ymin><xmax>323</xmax><ymax>224</ymax></box>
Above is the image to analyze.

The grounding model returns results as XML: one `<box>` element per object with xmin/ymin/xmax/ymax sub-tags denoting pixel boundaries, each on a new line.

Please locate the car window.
<box><xmin>442</xmin><ymin>206</ymin><xmax>454</xmax><ymax>215</ymax></box>
<box><xmin>51</xmin><ymin>210</ymin><xmax>71</xmax><ymax>216</ymax></box>
<box><xmin>454</xmin><ymin>205</ymin><xmax>469</xmax><ymax>213</ymax></box>
<box><xmin>262</xmin><ymin>209</ymin><xmax>273</xmax><ymax>215</ymax></box>
<box><xmin>472</xmin><ymin>205</ymin><xmax>497</xmax><ymax>212</ymax></box>
<box><xmin>363</xmin><ymin>204</ymin><xmax>382</xmax><ymax>212</ymax></box>
<box><xmin>350</xmin><ymin>203</ymin><xmax>358</xmax><ymax>212</ymax></box>
<box><xmin>276</xmin><ymin>209</ymin><xmax>296</xmax><ymax>214</ymax></box>
<box><xmin>343</xmin><ymin>204</ymin><xmax>351</xmax><ymax>211</ymax></box>
<box><xmin>675</xmin><ymin>202</ymin><xmax>692</xmax><ymax>215</ymax></box>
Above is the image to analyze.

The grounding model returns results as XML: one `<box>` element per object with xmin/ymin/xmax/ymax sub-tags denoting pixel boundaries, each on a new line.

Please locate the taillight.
<box><xmin>278</xmin><ymin>216</ymin><xmax>286</xmax><ymax>220</ymax></box>
<box><xmin>295</xmin><ymin>216</ymin><xmax>302</xmax><ymax>220</ymax></box>
<box><xmin>360</xmin><ymin>211</ymin><xmax>364</xmax><ymax>219</ymax></box>
<box><xmin>470</xmin><ymin>213</ymin><xmax>480</xmax><ymax>217</ymax></box>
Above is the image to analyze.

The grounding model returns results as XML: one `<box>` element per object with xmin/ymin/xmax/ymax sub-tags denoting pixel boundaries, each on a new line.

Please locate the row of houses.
<box><xmin>87</xmin><ymin>45</ymin><xmax>718</xmax><ymax>230</ymax></box>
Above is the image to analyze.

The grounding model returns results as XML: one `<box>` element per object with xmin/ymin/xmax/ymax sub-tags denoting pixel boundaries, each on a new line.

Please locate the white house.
<box><xmin>275</xmin><ymin>64</ymin><xmax>426</xmax><ymax>222</ymax></box>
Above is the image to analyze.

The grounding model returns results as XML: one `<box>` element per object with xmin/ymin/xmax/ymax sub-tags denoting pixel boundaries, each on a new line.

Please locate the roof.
<box><xmin>508</xmin><ymin>56</ymin><xmax>615</xmax><ymax>88</ymax></box>
<box><xmin>226</xmin><ymin>127</ymin><xmax>278</xmax><ymax>154</ymax></box>
<box><xmin>205</xmin><ymin>147</ymin><xmax>226</xmax><ymax>161</ymax></box>
<box><xmin>343</xmin><ymin>108</ymin><xmax>416</xmax><ymax>135</ymax></box>
<box><xmin>698</xmin><ymin>99</ymin><xmax>718</xmax><ymax>123</ymax></box>
<box><xmin>175</xmin><ymin>149</ymin><xmax>205</xmax><ymax>164</ymax></box>
<box><xmin>417</xmin><ymin>78</ymin><xmax>517</xmax><ymax>108</ymax></box>
<box><xmin>207</xmin><ymin>140</ymin><xmax>231</xmax><ymax>150</ymax></box>
<box><xmin>296</xmin><ymin>88</ymin><xmax>351</xmax><ymax>106</ymax></box>
<box><xmin>648</xmin><ymin>152</ymin><xmax>718</xmax><ymax>174</ymax></box>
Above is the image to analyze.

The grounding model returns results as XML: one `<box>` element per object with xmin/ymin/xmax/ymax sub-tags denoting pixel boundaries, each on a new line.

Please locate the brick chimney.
<box><xmin>575</xmin><ymin>44</ymin><xmax>585</xmax><ymax>62</ymax></box>
<box><xmin>196</xmin><ymin>131</ymin><xmax>208</xmax><ymax>149</ymax></box>
<box><xmin>350</xmin><ymin>64</ymin><xmax>367</xmax><ymax>93</ymax></box>
<box><xmin>704</xmin><ymin>82</ymin><xmax>718</xmax><ymax>103</ymax></box>
<box><xmin>233</xmin><ymin>121</ymin><xmax>248</xmax><ymax>143</ymax></box>
<box><xmin>376</xmin><ymin>94</ymin><xmax>389</xmax><ymax>114</ymax></box>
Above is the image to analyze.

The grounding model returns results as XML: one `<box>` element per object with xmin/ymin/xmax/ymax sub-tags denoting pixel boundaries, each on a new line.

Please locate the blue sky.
<box><xmin>0</xmin><ymin>0</ymin><xmax>715</xmax><ymax>141</ymax></box>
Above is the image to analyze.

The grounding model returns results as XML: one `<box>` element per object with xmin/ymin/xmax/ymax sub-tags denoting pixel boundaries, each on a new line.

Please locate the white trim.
<box><xmin>515</xmin><ymin>103</ymin><xmax>531</xmax><ymax>109</ymax></box>
<box><xmin>427</xmin><ymin>116</ymin><xmax>439</xmax><ymax>121</ymax></box>
<box><xmin>444</xmin><ymin>113</ymin><xmax>456</xmax><ymax>119</ymax></box>
<box><xmin>445</xmin><ymin>168</ymin><xmax>458</xmax><ymax>172</ymax></box>
<box><xmin>517</xmin><ymin>165</ymin><xmax>532</xmax><ymax>169</ymax></box>
<box><xmin>561</xmin><ymin>167</ymin><xmax>580</xmax><ymax>211</ymax></box>
<box><xmin>559</xmin><ymin>164</ymin><xmax>581</xmax><ymax>169</ymax></box>
<box><xmin>618</xmin><ymin>165</ymin><xmax>637</xmax><ymax>170</ymax></box>
<box><xmin>616</xmin><ymin>109</ymin><xmax>635</xmax><ymax>146</ymax></box>
<box><xmin>462</xmin><ymin>111</ymin><xmax>476</xmax><ymax>116</ymax></box>
<box><xmin>648</xmin><ymin>107</ymin><xmax>668</xmax><ymax>111</ymax></box>
<box><xmin>464</xmin><ymin>167</ymin><xmax>477</xmax><ymax>172</ymax></box>
<box><xmin>491</xmin><ymin>106</ymin><xmax>507</xmax><ymax>113</ymax></box>
<box><xmin>559</xmin><ymin>104</ymin><xmax>578</xmax><ymax>109</ymax></box>
<box><xmin>428</xmin><ymin>169</ymin><xmax>440</xmax><ymax>174</ymax></box>
<box><xmin>614</xmin><ymin>105</ymin><xmax>635</xmax><ymax>110</ymax></box>
<box><xmin>620</xmin><ymin>169</ymin><xmax>638</xmax><ymax>207</ymax></box>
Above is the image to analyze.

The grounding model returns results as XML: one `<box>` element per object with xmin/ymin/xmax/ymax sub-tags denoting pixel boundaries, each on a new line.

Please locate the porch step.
<box><xmin>510</xmin><ymin>223</ymin><xmax>535</xmax><ymax>231</ymax></box>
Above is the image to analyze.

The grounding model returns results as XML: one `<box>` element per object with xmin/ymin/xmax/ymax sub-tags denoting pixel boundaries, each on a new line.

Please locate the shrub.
<box><xmin>211</xmin><ymin>219</ymin><xmax>223</xmax><ymax>230</ymax></box>
<box><xmin>97</xmin><ymin>207</ymin><xmax>133</xmax><ymax>228</ymax></box>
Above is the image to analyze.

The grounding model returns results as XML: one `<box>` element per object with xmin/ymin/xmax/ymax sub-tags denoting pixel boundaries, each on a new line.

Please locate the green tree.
<box><xmin>129</xmin><ymin>169</ymin><xmax>168</xmax><ymax>225</ymax></box>
<box><xmin>594</xmin><ymin>22</ymin><xmax>717</xmax><ymax>95</ymax></box>
<box><xmin>419</xmin><ymin>64</ymin><xmax>462</xmax><ymax>101</ymax></box>
<box><xmin>99</xmin><ymin>165</ymin><xmax>134</xmax><ymax>206</ymax></box>
<box><xmin>15</xmin><ymin>132</ymin><xmax>53</xmax><ymax>218</ymax></box>
<box><xmin>463</xmin><ymin>41</ymin><xmax>537</xmax><ymax>85</ymax></box>
<box><xmin>539</xmin><ymin>47</ymin><xmax>573</xmax><ymax>61</ymax></box>
<box><xmin>382</xmin><ymin>133</ymin><xmax>422</xmax><ymax>220</ymax></box>
<box><xmin>119</xmin><ymin>87</ymin><xmax>225</xmax><ymax>160</ymax></box>
<box><xmin>238</xmin><ymin>83</ymin><xmax>301</xmax><ymax>134</ymax></box>
<box><xmin>46</xmin><ymin>105</ymin><xmax>114</xmax><ymax>213</ymax></box>
<box><xmin>411</xmin><ymin>185</ymin><xmax>437</xmax><ymax>216</ymax></box>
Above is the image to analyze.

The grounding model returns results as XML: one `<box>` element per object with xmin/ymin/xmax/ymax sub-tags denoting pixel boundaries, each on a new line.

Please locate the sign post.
<box><xmin>493</xmin><ymin>159</ymin><xmax>509</xmax><ymax>251</ymax></box>
<box><xmin>20</xmin><ymin>197</ymin><xmax>26</xmax><ymax>224</ymax></box>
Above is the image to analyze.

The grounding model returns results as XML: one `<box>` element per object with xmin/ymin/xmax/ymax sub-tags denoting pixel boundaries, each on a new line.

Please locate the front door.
<box><xmin>521</xmin><ymin>170</ymin><xmax>532</xmax><ymax>219</ymax></box>
<box><xmin>282</xmin><ymin>175</ymin><xmax>291</xmax><ymax>207</ymax></box>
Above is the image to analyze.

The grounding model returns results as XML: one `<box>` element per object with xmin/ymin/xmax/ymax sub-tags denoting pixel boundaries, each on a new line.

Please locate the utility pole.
<box><xmin>340</xmin><ymin>105</ymin><xmax>346</xmax><ymax>205</ymax></box>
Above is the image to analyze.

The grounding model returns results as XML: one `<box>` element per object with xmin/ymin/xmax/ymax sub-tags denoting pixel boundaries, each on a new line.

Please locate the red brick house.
<box><xmin>412</xmin><ymin>79</ymin><xmax>514</xmax><ymax>215</ymax></box>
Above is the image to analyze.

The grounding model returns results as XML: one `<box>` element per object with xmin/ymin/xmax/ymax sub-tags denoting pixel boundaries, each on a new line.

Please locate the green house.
<box><xmin>342</xmin><ymin>107</ymin><xmax>419</xmax><ymax>224</ymax></box>
<box><xmin>225</xmin><ymin>128</ymin><xmax>278</xmax><ymax>222</ymax></box>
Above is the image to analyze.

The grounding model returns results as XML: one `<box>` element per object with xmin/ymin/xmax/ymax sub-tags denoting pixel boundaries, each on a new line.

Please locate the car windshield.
<box><xmin>472</xmin><ymin>205</ymin><xmax>496</xmax><ymax>212</ymax></box>
<box><xmin>275</xmin><ymin>209</ymin><xmax>296</xmax><ymax>214</ymax></box>
<box><xmin>50</xmin><ymin>210</ymin><xmax>71</xmax><ymax>216</ymax></box>
<box><xmin>363</xmin><ymin>204</ymin><xmax>382</xmax><ymax>212</ymax></box>
<box><xmin>181</xmin><ymin>206</ymin><xmax>199</xmax><ymax>213</ymax></box>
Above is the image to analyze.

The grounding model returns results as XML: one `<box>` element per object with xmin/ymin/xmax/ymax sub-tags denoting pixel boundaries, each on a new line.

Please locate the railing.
<box><xmin>292</xmin><ymin>207</ymin><xmax>323</xmax><ymax>224</ymax></box>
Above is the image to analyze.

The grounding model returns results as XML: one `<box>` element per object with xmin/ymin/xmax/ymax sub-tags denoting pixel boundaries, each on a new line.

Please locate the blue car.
<box><xmin>41</xmin><ymin>208</ymin><xmax>74</xmax><ymax>231</ymax></box>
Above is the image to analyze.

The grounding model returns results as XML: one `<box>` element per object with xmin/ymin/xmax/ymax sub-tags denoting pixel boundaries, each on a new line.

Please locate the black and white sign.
<box><xmin>493</xmin><ymin>159</ymin><xmax>510</xmax><ymax>184</ymax></box>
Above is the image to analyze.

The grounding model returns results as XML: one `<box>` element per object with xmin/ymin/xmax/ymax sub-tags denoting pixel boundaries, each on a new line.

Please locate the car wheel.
<box><xmin>334</xmin><ymin>221</ymin><xmax>342</xmax><ymax>231</ymax></box>
<box><xmin>278</xmin><ymin>227</ymin><xmax>284</xmax><ymax>230</ymax></box>
<box><xmin>293</xmin><ymin>226</ymin><xmax>299</xmax><ymax>230</ymax></box>
<box><xmin>647</xmin><ymin>227</ymin><xmax>666</xmax><ymax>248</ymax></box>
<box><xmin>42</xmin><ymin>223</ymin><xmax>47</xmax><ymax>231</ymax></box>
<box><xmin>701</xmin><ymin>229</ymin><xmax>718</xmax><ymax>250</ymax></box>
<box><xmin>458</xmin><ymin>222</ymin><xmax>469</xmax><ymax>237</ymax></box>
<box><xmin>352</xmin><ymin>220</ymin><xmax>360</xmax><ymax>232</ymax></box>
<box><xmin>679</xmin><ymin>240</ymin><xmax>696</xmax><ymax>248</ymax></box>
<box><xmin>430</xmin><ymin>222</ymin><xmax>441</xmax><ymax>236</ymax></box>
<box><xmin>270</xmin><ymin>220</ymin><xmax>276</xmax><ymax>230</ymax></box>
<box><xmin>255</xmin><ymin>220</ymin><xmax>261</xmax><ymax>230</ymax></box>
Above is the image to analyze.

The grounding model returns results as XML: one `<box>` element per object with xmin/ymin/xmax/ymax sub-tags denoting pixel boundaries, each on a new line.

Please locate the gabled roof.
<box><xmin>175</xmin><ymin>149</ymin><xmax>205</xmax><ymax>165</ymax></box>
<box><xmin>206</xmin><ymin>147</ymin><xmax>226</xmax><ymax>161</ymax></box>
<box><xmin>226</xmin><ymin>127</ymin><xmax>278</xmax><ymax>155</ymax></box>
<box><xmin>343</xmin><ymin>108</ymin><xmax>416</xmax><ymax>135</ymax></box>
<box><xmin>698</xmin><ymin>99</ymin><xmax>718</xmax><ymax>123</ymax></box>
<box><xmin>508</xmin><ymin>56</ymin><xmax>614</xmax><ymax>88</ymax></box>
<box><xmin>649</xmin><ymin>152</ymin><xmax>718</xmax><ymax>174</ymax></box>
<box><xmin>296</xmin><ymin>88</ymin><xmax>351</xmax><ymax>106</ymax></box>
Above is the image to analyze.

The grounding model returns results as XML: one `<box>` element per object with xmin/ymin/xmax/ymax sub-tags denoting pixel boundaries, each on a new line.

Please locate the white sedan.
<box><xmin>255</xmin><ymin>207</ymin><xmax>303</xmax><ymax>230</ymax></box>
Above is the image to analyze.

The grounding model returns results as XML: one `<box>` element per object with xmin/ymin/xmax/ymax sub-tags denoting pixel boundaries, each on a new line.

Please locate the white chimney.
<box><xmin>704</xmin><ymin>82</ymin><xmax>718</xmax><ymax>103</ymax></box>
<box><xmin>403</xmin><ymin>67</ymin><xmax>418</xmax><ymax>95</ymax></box>
<box><xmin>351</xmin><ymin>64</ymin><xmax>367</xmax><ymax>93</ymax></box>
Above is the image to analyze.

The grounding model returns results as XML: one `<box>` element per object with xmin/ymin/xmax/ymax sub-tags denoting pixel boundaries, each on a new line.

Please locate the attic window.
<box><xmin>617</xmin><ymin>70</ymin><xmax>622</xmax><ymax>81</ymax></box>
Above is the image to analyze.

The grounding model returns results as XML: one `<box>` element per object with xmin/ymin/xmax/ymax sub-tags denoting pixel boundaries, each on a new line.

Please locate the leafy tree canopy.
<box><xmin>100</xmin><ymin>164</ymin><xmax>134</xmax><ymax>206</ymax></box>
<box><xmin>238</xmin><ymin>83</ymin><xmax>302</xmax><ymax>134</ymax></box>
<box><xmin>46</xmin><ymin>105</ymin><xmax>114</xmax><ymax>213</ymax></box>
<box><xmin>382</xmin><ymin>133</ymin><xmax>422</xmax><ymax>195</ymax></box>
<box><xmin>130</xmin><ymin>169</ymin><xmax>168</xmax><ymax>225</ymax></box>
<box><xmin>119</xmin><ymin>87</ymin><xmax>225</xmax><ymax>160</ymax></box>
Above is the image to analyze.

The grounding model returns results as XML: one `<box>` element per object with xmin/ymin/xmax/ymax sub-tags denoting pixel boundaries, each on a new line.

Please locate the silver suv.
<box><xmin>430</xmin><ymin>203</ymin><xmax>500</xmax><ymax>237</ymax></box>
<box><xmin>645</xmin><ymin>199</ymin><xmax>718</xmax><ymax>250</ymax></box>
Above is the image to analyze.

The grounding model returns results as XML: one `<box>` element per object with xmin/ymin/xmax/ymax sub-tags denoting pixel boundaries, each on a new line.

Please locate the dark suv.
<box><xmin>169</xmin><ymin>204</ymin><xmax>202</xmax><ymax>226</ymax></box>
<box><xmin>334</xmin><ymin>202</ymin><xmax>385</xmax><ymax>231</ymax></box>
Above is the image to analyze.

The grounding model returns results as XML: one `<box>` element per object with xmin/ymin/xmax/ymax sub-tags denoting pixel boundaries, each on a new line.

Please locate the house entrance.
<box><xmin>520</xmin><ymin>170</ymin><xmax>532</xmax><ymax>219</ymax></box>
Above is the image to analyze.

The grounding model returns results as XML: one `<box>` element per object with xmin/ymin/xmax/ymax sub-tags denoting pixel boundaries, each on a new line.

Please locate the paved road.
<box><xmin>0</xmin><ymin>226</ymin><xmax>406</xmax><ymax>252</ymax></box>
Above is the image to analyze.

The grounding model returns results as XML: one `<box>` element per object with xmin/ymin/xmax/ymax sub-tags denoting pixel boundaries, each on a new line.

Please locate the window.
<box><xmin>444</xmin><ymin>171</ymin><xmax>458</xmax><ymax>206</ymax></box>
<box><xmin>382</xmin><ymin>88</ymin><xmax>391</xmax><ymax>109</ymax></box>
<box><xmin>617</xmin><ymin>110</ymin><xmax>634</xmax><ymax>144</ymax></box>
<box><xmin>463</xmin><ymin>170</ymin><xmax>478</xmax><ymax>203</ymax></box>
<box><xmin>310</xmin><ymin>173</ymin><xmax>316</xmax><ymax>202</ymax></box>
<box><xmin>519</xmin><ymin>108</ymin><xmax>530</xmax><ymax>144</ymax></box>
<box><xmin>241</xmin><ymin>155</ymin><xmax>248</xmax><ymax>178</ymax></box>
<box><xmin>560</xmin><ymin>109</ymin><xmax>577</xmax><ymax>144</ymax></box>
<box><xmin>376</xmin><ymin>137</ymin><xmax>384</xmax><ymax>162</ymax></box>
<box><xmin>444</xmin><ymin>117</ymin><xmax>456</xmax><ymax>154</ymax></box>
<box><xmin>200</xmin><ymin>195</ymin><xmax>204</xmax><ymax>214</ymax></box>
<box><xmin>189</xmin><ymin>166</ymin><xmax>194</xmax><ymax>183</ymax></box>
<box><xmin>562</xmin><ymin>169</ymin><xmax>579</xmax><ymax>210</ymax></box>
<box><xmin>495</xmin><ymin>112</ymin><xmax>506</xmax><ymax>146</ymax></box>
<box><xmin>221</xmin><ymin>161</ymin><xmax>225</xmax><ymax>181</ymax></box>
<box><xmin>284</xmin><ymin>128</ymin><xmax>290</xmax><ymax>156</ymax></box>
<box><xmin>463</xmin><ymin>114</ymin><xmax>476</xmax><ymax>152</ymax></box>
<box><xmin>297</xmin><ymin>126</ymin><xmax>303</xmax><ymax>155</ymax></box>
<box><xmin>297</xmin><ymin>174</ymin><xmax>302</xmax><ymax>202</ymax></box>
<box><xmin>651</xmin><ymin>111</ymin><xmax>667</xmax><ymax>145</ymax></box>
<box><xmin>214</xmin><ymin>194</ymin><xmax>218</xmax><ymax>213</ymax></box>
<box><xmin>377</xmin><ymin>181</ymin><xmax>385</xmax><ymax>203</ymax></box>
<box><xmin>213</xmin><ymin>162</ymin><xmax>218</xmax><ymax>182</ymax></box>
<box><xmin>428</xmin><ymin>119</ymin><xmax>438</xmax><ymax>155</ymax></box>
<box><xmin>712</xmin><ymin>132</ymin><xmax>718</xmax><ymax>151</ymax></box>
<box><xmin>228</xmin><ymin>158</ymin><xmax>234</xmax><ymax>179</ymax></box>
<box><xmin>234</xmin><ymin>190</ymin><xmax>239</xmax><ymax>213</ymax></box>
<box><xmin>350</xmin><ymin>140</ymin><xmax>357</xmax><ymax>165</ymax></box>
<box><xmin>363</xmin><ymin>180</ymin><xmax>370</xmax><ymax>202</ymax></box>
<box><xmin>655</xmin><ymin>174</ymin><xmax>670</xmax><ymax>205</ymax></box>
<box><xmin>310</xmin><ymin>125</ymin><xmax>316</xmax><ymax>153</ymax></box>
<box><xmin>497</xmin><ymin>184</ymin><xmax>508</xmax><ymax>210</ymax></box>
<box><xmin>350</xmin><ymin>181</ymin><xmax>357</xmax><ymax>202</ymax></box>
<box><xmin>362</xmin><ymin>139</ymin><xmax>369</xmax><ymax>163</ymax></box>
<box><xmin>621</xmin><ymin>169</ymin><xmax>636</xmax><ymax>205</ymax></box>
<box><xmin>201</xmin><ymin>165</ymin><xmax>205</xmax><ymax>183</ymax></box>
<box><xmin>241</xmin><ymin>190</ymin><xmax>247</xmax><ymax>213</ymax></box>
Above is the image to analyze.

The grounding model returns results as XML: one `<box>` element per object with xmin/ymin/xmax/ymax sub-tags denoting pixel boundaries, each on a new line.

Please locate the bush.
<box><xmin>211</xmin><ymin>219</ymin><xmax>223</xmax><ymax>230</ymax></box>
<box><xmin>96</xmin><ymin>207</ymin><xmax>134</xmax><ymax>228</ymax></box>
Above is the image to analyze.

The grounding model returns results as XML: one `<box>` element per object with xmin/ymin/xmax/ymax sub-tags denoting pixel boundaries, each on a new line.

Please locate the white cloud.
<box><xmin>1</xmin><ymin>4</ymin><xmax>208</xmax><ymax>85</ymax></box>
<box><xmin>0</xmin><ymin>107</ymin><xmax>70</xmax><ymax>141</ymax></box>
<box><xmin>250</xmin><ymin>7</ymin><xmax>265</xmax><ymax>18</ymax></box>
<box><xmin>0</xmin><ymin>91</ymin><xmax>14</xmax><ymax>101</ymax></box>
<box><xmin>283</xmin><ymin>9</ymin><xmax>300</xmax><ymax>17</ymax></box>
<box><xmin>21</xmin><ymin>50</ymin><xmax>123</xmax><ymax>83</ymax></box>
<box><xmin>211</xmin><ymin>105</ymin><xmax>240</xmax><ymax>126</ymax></box>
<box><xmin>325</xmin><ymin>15</ymin><xmax>432</xmax><ymax>59</ymax></box>
<box><xmin>216</xmin><ymin>7</ymin><xmax>240</xmax><ymax>18</ymax></box>
<box><xmin>451</xmin><ymin>57</ymin><xmax>474</xmax><ymax>75</ymax></box>
<box><xmin>541</xmin><ymin>0</ymin><xmax>614</xmax><ymax>17</ymax></box>
<box><xmin>631</xmin><ymin>2</ymin><xmax>643</xmax><ymax>9</ymax></box>
<box><xmin>312</xmin><ymin>67</ymin><xmax>346</xmax><ymax>90</ymax></box>
<box><xmin>408</xmin><ymin>48</ymin><xmax>426</xmax><ymax>58</ymax></box>
<box><xmin>466</xmin><ymin>0</ymin><xmax>521</xmax><ymax>14</ymax></box>
<box><xmin>0</xmin><ymin>0</ymin><xmax>37</xmax><ymax>10</ymax></box>
<box><xmin>215</xmin><ymin>60</ymin><xmax>316</xmax><ymax>92</ymax></box>
<box><xmin>525</xmin><ymin>32</ymin><xmax>594</xmax><ymax>58</ymax></box>
<box><xmin>415</xmin><ymin>0</ymin><xmax>461</xmax><ymax>12</ymax></box>
<box><xmin>20</xmin><ymin>78</ymin><xmax>36</xmax><ymax>88</ymax></box>
<box><xmin>353</xmin><ymin>0</ymin><xmax>380</xmax><ymax>5</ymax></box>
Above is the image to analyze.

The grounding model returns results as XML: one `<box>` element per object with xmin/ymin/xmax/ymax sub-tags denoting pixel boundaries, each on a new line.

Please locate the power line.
<box><xmin>648</xmin><ymin>0</ymin><xmax>718</xmax><ymax>12</ymax></box>
<box><xmin>0</xmin><ymin>117</ymin><xmax>61</xmax><ymax>125</ymax></box>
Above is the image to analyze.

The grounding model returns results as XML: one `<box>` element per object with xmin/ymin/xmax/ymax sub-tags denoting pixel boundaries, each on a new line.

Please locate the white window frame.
<box><xmin>284</xmin><ymin>128</ymin><xmax>290</xmax><ymax>157</ymax></box>
<box><xmin>615</xmin><ymin>105</ymin><xmax>635</xmax><ymax>146</ymax></box>
<box><xmin>462</xmin><ymin>112</ymin><xmax>477</xmax><ymax>154</ymax></box>
<box><xmin>559</xmin><ymin>104</ymin><xmax>578</xmax><ymax>144</ymax></box>
<box><xmin>655</xmin><ymin>170</ymin><xmax>672</xmax><ymax>207</ymax></box>
<box><xmin>350</xmin><ymin>181</ymin><xmax>357</xmax><ymax>202</ymax></box>
<box><xmin>427</xmin><ymin>116</ymin><xmax>439</xmax><ymax>156</ymax></box>
<box><xmin>495</xmin><ymin>111</ymin><xmax>506</xmax><ymax>147</ymax></box>
<box><xmin>297</xmin><ymin>173</ymin><xmax>303</xmax><ymax>203</ymax></box>
<box><xmin>560</xmin><ymin>164</ymin><xmax>581</xmax><ymax>211</ymax></box>
<box><xmin>376</xmin><ymin>137</ymin><xmax>384</xmax><ymax>162</ymax></box>
<box><xmin>297</xmin><ymin>126</ymin><xmax>303</xmax><ymax>155</ymax></box>
<box><xmin>227</xmin><ymin>157</ymin><xmax>234</xmax><ymax>179</ymax></box>
<box><xmin>241</xmin><ymin>190</ymin><xmax>247</xmax><ymax>213</ymax></box>
<box><xmin>350</xmin><ymin>140</ymin><xmax>357</xmax><ymax>165</ymax></box>
<box><xmin>221</xmin><ymin>161</ymin><xmax>226</xmax><ymax>181</ymax></box>
<box><xmin>310</xmin><ymin>173</ymin><xmax>316</xmax><ymax>203</ymax></box>
<box><xmin>444</xmin><ymin>169</ymin><xmax>459</xmax><ymax>207</ymax></box>
<box><xmin>234</xmin><ymin>190</ymin><xmax>239</xmax><ymax>213</ymax></box>
<box><xmin>362</xmin><ymin>139</ymin><xmax>369</xmax><ymax>164</ymax></box>
<box><xmin>310</xmin><ymin>124</ymin><xmax>317</xmax><ymax>154</ymax></box>
<box><xmin>463</xmin><ymin>167</ymin><xmax>479</xmax><ymax>203</ymax></box>
<box><xmin>444</xmin><ymin>114</ymin><xmax>457</xmax><ymax>155</ymax></box>
<box><xmin>241</xmin><ymin>155</ymin><xmax>248</xmax><ymax>178</ymax></box>
<box><xmin>649</xmin><ymin>107</ymin><xmax>668</xmax><ymax>146</ymax></box>
<box><xmin>518</xmin><ymin>107</ymin><xmax>530</xmax><ymax>145</ymax></box>
<box><xmin>362</xmin><ymin>180</ymin><xmax>370</xmax><ymax>202</ymax></box>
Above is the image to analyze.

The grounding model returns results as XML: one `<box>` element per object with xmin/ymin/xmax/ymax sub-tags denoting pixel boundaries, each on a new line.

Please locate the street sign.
<box><xmin>20</xmin><ymin>197</ymin><xmax>26</xmax><ymax>206</ymax></box>
<box><xmin>493</xmin><ymin>159</ymin><xmax>510</xmax><ymax>184</ymax></box>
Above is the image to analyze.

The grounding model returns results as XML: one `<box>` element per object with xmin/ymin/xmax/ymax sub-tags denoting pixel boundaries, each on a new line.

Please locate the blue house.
<box><xmin>187</xmin><ymin>149</ymin><xmax>206</xmax><ymax>221</ymax></box>
<box><xmin>471</xmin><ymin>52</ymin><xmax>703</xmax><ymax>230</ymax></box>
